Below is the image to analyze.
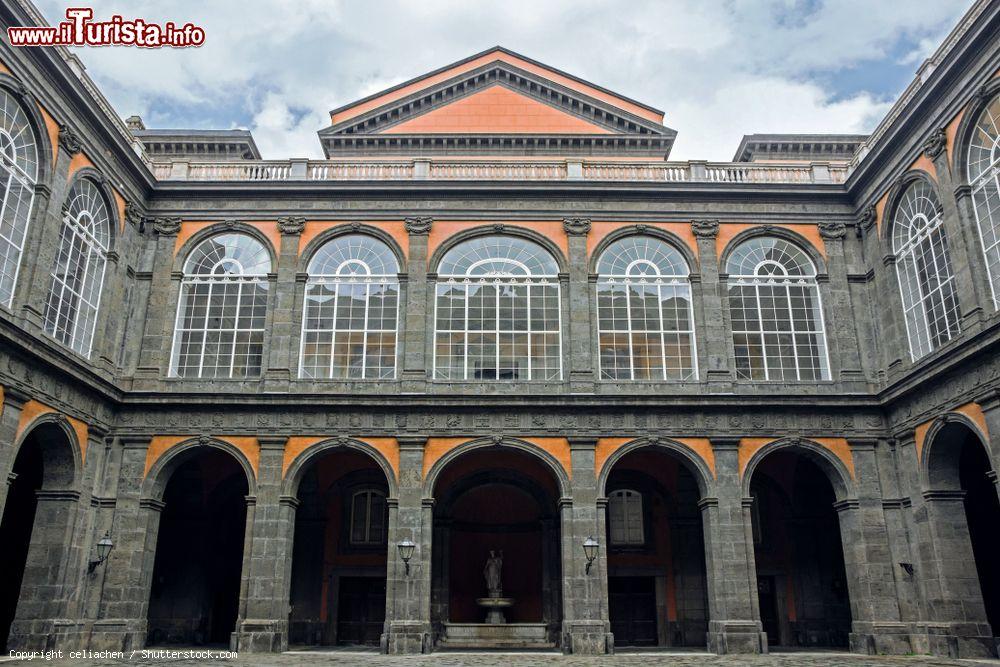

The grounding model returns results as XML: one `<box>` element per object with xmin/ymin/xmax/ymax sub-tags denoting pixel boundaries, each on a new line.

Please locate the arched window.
<box><xmin>349</xmin><ymin>488</ymin><xmax>387</xmax><ymax>546</ymax></box>
<box><xmin>968</xmin><ymin>92</ymin><xmax>1000</xmax><ymax>306</ymax></box>
<box><xmin>434</xmin><ymin>235</ymin><xmax>561</xmax><ymax>381</ymax></box>
<box><xmin>300</xmin><ymin>234</ymin><xmax>399</xmax><ymax>379</ymax></box>
<box><xmin>169</xmin><ymin>233</ymin><xmax>271</xmax><ymax>378</ymax></box>
<box><xmin>726</xmin><ymin>237</ymin><xmax>830</xmax><ymax>381</ymax></box>
<box><xmin>0</xmin><ymin>89</ymin><xmax>39</xmax><ymax>307</ymax></box>
<box><xmin>596</xmin><ymin>235</ymin><xmax>697</xmax><ymax>380</ymax></box>
<box><xmin>42</xmin><ymin>178</ymin><xmax>110</xmax><ymax>356</ymax></box>
<box><xmin>608</xmin><ymin>489</ymin><xmax>644</xmax><ymax>546</ymax></box>
<box><xmin>892</xmin><ymin>180</ymin><xmax>961</xmax><ymax>359</ymax></box>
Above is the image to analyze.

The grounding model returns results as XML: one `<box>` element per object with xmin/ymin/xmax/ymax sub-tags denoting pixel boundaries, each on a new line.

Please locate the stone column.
<box><xmin>384</xmin><ymin>436</ymin><xmax>431</xmax><ymax>653</ymax></box>
<box><xmin>560</xmin><ymin>437</ymin><xmax>611</xmax><ymax>654</ymax></box>
<box><xmin>691</xmin><ymin>221</ymin><xmax>732</xmax><ymax>387</ymax></box>
<box><xmin>134</xmin><ymin>218</ymin><xmax>181</xmax><ymax>381</ymax></box>
<box><xmin>563</xmin><ymin>219</ymin><xmax>595</xmax><ymax>392</ymax></box>
<box><xmin>401</xmin><ymin>218</ymin><xmax>431</xmax><ymax>393</ymax></box>
<box><xmin>834</xmin><ymin>439</ymin><xmax>909</xmax><ymax>654</ymax></box>
<box><xmin>818</xmin><ymin>222</ymin><xmax>865</xmax><ymax>385</ymax></box>
<box><xmin>702</xmin><ymin>438</ymin><xmax>765</xmax><ymax>654</ymax></box>
<box><xmin>858</xmin><ymin>206</ymin><xmax>910</xmax><ymax>379</ymax></box>
<box><xmin>264</xmin><ymin>218</ymin><xmax>304</xmax><ymax>386</ymax></box>
<box><xmin>0</xmin><ymin>386</ymin><xmax>29</xmax><ymax>517</ymax></box>
<box><xmin>235</xmin><ymin>436</ymin><xmax>290</xmax><ymax>652</ymax></box>
<box><xmin>924</xmin><ymin>129</ymin><xmax>989</xmax><ymax>331</ymax></box>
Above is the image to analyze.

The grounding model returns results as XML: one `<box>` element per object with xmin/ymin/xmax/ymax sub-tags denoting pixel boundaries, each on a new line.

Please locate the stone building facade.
<box><xmin>2</xmin><ymin>0</ymin><xmax>1000</xmax><ymax>659</ymax></box>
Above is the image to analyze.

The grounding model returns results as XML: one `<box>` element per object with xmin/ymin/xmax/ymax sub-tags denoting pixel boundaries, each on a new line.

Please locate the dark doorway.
<box><xmin>336</xmin><ymin>577</ymin><xmax>386</xmax><ymax>645</ymax></box>
<box><xmin>146</xmin><ymin>449</ymin><xmax>248</xmax><ymax>646</ymax></box>
<box><xmin>959</xmin><ymin>432</ymin><xmax>1000</xmax><ymax>636</ymax></box>
<box><xmin>0</xmin><ymin>437</ymin><xmax>43</xmax><ymax>651</ymax></box>
<box><xmin>609</xmin><ymin>576</ymin><xmax>657</xmax><ymax>646</ymax></box>
<box><xmin>757</xmin><ymin>575</ymin><xmax>780</xmax><ymax>646</ymax></box>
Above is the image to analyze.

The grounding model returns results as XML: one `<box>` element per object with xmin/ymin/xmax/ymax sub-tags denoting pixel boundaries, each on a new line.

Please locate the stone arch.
<box><xmin>141</xmin><ymin>436</ymin><xmax>257</xmax><ymax>502</ymax></box>
<box><xmin>741</xmin><ymin>437</ymin><xmax>854</xmax><ymax>502</ymax></box>
<box><xmin>952</xmin><ymin>79</ymin><xmax>1000</xmax><ymax>184</ymax></box>
<box><xmin>297</xmin><ymin>223</ymin><xmax>406</xmax><ymax>275</ymax></box>
<box><xmin>880</xmin><ymin>169</ymin><xmax>941</xmax><ymax>247</ymax></box>
<box><xmin>11</xmin><ymin>411</ymin><xmax>82</xmax><ymax>490</ymax></box>
<box><xmin>0</xmin><ymin>73</ymin><xmax>54</xmax><ymax>185</ymax></box>
<box><xmin>596</xmin><ymin>436</ymin><xmax>714</xmax><ymax>500</ymax></box>
<box><xmin>588</xmin><ymin>224</ymin><xmax>698</xmax><ymax>276</ymax></box>
<box><xmin>922</xmin><ymin>412</ymin><xmax>994</xmax><ymax>491</ymax></box>
<box><xmin>427</xmin><ymin>224</ymin><xmax>569</xmax><ymax>275</ymax></box>
<box><xmin>171</xmin><ymin>222</ymin><xmax>278</xmax><ymax>274</ymax></box>
<box><xmin>719</xmin><ymin>225</ymin><xmax>828</xmax><ymax>277</ymax></box>
<box><xmin>63</xmin><ymin>167</ymin><xmax>120</xmax><ymax>249</ymax></box>
<box><xmin>282</xmin><ymin>437</ymin><xmax>398</xmax><ymax>500</ymax></box>
<box><xmin>423</xmin><ymin>436</ymin><xmax>570</xmax><ymax>500</ymax></box>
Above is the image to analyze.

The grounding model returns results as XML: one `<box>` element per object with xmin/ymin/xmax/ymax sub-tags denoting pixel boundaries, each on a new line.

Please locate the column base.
<box><xmin>233</xmin><ymin>618</ymin><xmax>288</xmax><ymax>652</ymax></box>
<box><xmin>706</xmin><ymin>620</ymin><xmax>767</xmax><ymax>654</ymax></box>
<box><xmin>561</xmin><ymin>620</ymin><xmax>612</xmax><ymax>655</ymax></box>
<box><xmin>917</xmin><ymin>623</ymin><xmax>997</xmax><ymax>659</ymax></box>
<box><xmin>849</xmin><ymin>621</ymin><xmax>912</xmax><ymax>654</ymax></box>
<box><xmin>383</xmin><ymin>620</ymin><xmax>431</xmax><ymax>654</ymax></box>
<box><xmin>86</xmin><ymin>618</ymin><xmax>147</xmax><ymax>652</ymax></box>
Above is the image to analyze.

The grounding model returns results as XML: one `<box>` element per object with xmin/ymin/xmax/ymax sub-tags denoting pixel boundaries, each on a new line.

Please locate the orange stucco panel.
<box><xmin>738</xmin><ymin>437</ymin><xmax>854</xmax><ymax>481</ymax></box>
<box><xmin>281</xmin><ymin>436</ymin><xmax>399</xmax><ymax>481</ymax></box>
<box><xmin>594</xmin><ymin>437</ymin><xmax>715</xmax><ymax>479</ymax></box>
<box><xmin>37</xmin><ymin>103</ymin><xmax>59</xmax><ymax>167</ymax></box>
<box><xmin>422</xmin><ymin>436</ymin><xmax>571</xmax><ymax>481</ymax></box>
<box><xmin>587</xmin><ymin>221</ymin><xmax>698</xmax><ymax>262</ymax></box>
<box><xmin>15</xmin><ymin>399</ymin><xmax>89</xmax><ymax>462</ymax></box>
<box><xmin>914</xmin><ymin>420</ymin><xmax>933</xmax><ymax>463</ymax></box>
<box><xmin>144</xmin><ymin>435</ymin><xmax>260</xmax><ymax>478</ymax></box>
<box><xmin>112</xmin><ymin>188</ymin><xmax>126</xmax><ymax>232</ymax></box>
<box><xmin>174</xmin><ymin>221</ymin><xmax>281</xmax><ymax>260</ymax></box>
<box><xmin>914</xmin><ymin>402</ymin><xmax>990</xmax><ymax>462</ymax></box>
<box><xmin>0</xmin><ymin>61</ymin><xmax>9</xmax><ymax>75</ymax></box>
<box><xmin>298</xmin><ymin>221</ymin><xmax>410</xmax><ymax>261</ymax></box>
<box><xmin>332</xmin><ymin>49</ymin><xmax>662</xmax><ymax>126</ymax></box>
<box><xmin>383</xmin><ymin>85</ymin><xmax>612</xmax><ymax>135</ymax></box>
<box><xmin>427</xmin><ymin>220</ymin><xmax>569</xmax><ymax>268</ymax></box>
<box><xmin>909</xmin><ymin>154</ymin><xmax>937</xmax><ymax>181</ymax></box>
<box><xmin>716</xmin><ymin>223</ymin><xmax>826</xmax><ymax>262</ymax></box>
<box><xmin>67</xmin><ymin>150</ymin><xmax>94</xmax><ymax>179</ymax></box>
<box><xmin>945</xmin><ymin>105</ymin><xmax>965</xmax><ymax>166</ymax></box>
<box><xmin>874</xmin><ymin>191</ymin><xmax>888</xmax><ymax>234</ymax></box>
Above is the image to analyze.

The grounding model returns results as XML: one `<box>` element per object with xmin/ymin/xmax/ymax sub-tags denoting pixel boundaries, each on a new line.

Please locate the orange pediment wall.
<box><xmin>382</xmin><ymin>85</ymin><xmax>612</xmax><ymax>135</ymax></box>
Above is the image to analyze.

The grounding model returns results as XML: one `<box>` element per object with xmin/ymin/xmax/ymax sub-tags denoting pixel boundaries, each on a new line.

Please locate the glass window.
<box><xmin>892</xmin><ymin>180</ymin><xmax>961</xmax><ymax>359</ymax></box>
<box><xmin>300</xmin><ymin>234</ymin><xmax>399</xmax><ymax>379</ymax></box>
<box><xmin>433</xmin><ymin>235</ymin><xmax>561</xmax><ymax>381</ymax></box>
<box><xmin>42</xmin><ymin>178</ymin><xmax>110</xmax><ymax>356</ymax></box>
<box><xmin>350</xmin><ymin>489</ymin><xmax>387</xmax><ymax>546</ymax></box>
<box><xmin>608</xmin><ymin>489</ymin><xmax>644</xmax><ymax>546</ymax></box>
<box><xmin>169</xmin><ymin>233</ymin><xmax>271</xmax><ymax>378</ymax></box>
<box><xmin>0</xmin><ymin>89</ymin><xmax>38</xmax><ymax>307</ymax></box>
<box><xmin>968</xmin><ymin>93</ymin><xmax>1000</xmax><ymax>307</ymax></box>
<box><xmin>726</xmin><ymin>237</ymin><xmax>830</xmax><ymax>381</ymax></box>
<box><xmin>596</xmin><ymin>235</ymin><xmax>696</xmax><ymax>380</ymax></box>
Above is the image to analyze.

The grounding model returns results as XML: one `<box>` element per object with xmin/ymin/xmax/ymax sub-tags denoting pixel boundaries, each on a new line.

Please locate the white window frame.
<box><xmin>0</xmin><ymin>89</ymin><xmax>38</xmax><ymax>309</ymax></box>
<box><xmin>608</xmin><ymin>488</ymin><xmax>645</xmax><ymax>546</ymax></box>
<box><xmin>968</xmin><ymin>92</ymin><xmax>1000</xmax><ymax>308</ymax></box>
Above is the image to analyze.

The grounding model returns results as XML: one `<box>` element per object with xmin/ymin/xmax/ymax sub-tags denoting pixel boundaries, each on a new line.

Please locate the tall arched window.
<box><xmin>42</xmin><ymin>178</ymin><xmax>110</xmax><ymax>356</ymax></box>
<box><xmin>300</xmin><ymin>234</ymin><xmax>399</xmax><ymax>379</ymax></box>
<box><xmin>969</xmin><ymin>92</ymin><xmax>1000</xmax><ymax>306</ymax></box>
<box><xmin>169</xmin><ymin>233</ymin><xmax>271</xmax><ymax>378</ymax></box>
<box><xmin>892</xmin><ymin>180</ymin><xmax>961</xmax><ymax>359</ymax></box>
<box><xmin>0</xmin><ymin>89</ymin><xmax>39</xmax><ymax>307</ymax></box>
<box><xmin>434</xmin><ymin>235</ymin><xmax>561</xmax><ymax>381</ymax></box>
<box><xmin>608</xmin><ymin>489</ymin><xmax>644</xmax><ymax>546</ymax></box>
<box><xmin>726</xmin><ymin>237</ymin><xmax>830</xmax><ymax>381</ymax></box>
<box><xmin>596</xmin><ymin>235</ymin><xmax>696</xmax><ymax>381</ymax></box>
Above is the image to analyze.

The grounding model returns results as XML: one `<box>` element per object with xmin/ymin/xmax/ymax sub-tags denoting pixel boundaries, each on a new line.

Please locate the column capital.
<box><xmin>397</xmin><ymin>435</ymin><xmax>428</xmax><ymax>450</ymax></box>
<box><xmin>151</xmin><ymin>217</ymin><xmax>181</xmax><ymax>237</ymax></box>
<box><xmin>858</xmin><ymin>204</ymin><xmax>877</xmax><ymax>231</ymax></box>
<box><xmin>848</xmin><ymin>437</ymin><xmax>879</xmax><ymax>452</ymax></box>
<box><xmin>922</xmin><ymin>489</ymin><xmax>966</xmax><ymax>503</ymax></box>
<box><xmin>818</xmin><ymin>222</ymin><xmax>847</xmax><ymax>241</ymax></box>
<box><xmin>119</xmin><ymin>434</ymin><xmax>153</xmax><ymax>450</ymax></box>
<box><xmin>567</xmin><ymin>436</ymin><xmax>599</xmax><ymax>449</ymax></box>
<box><xmin>257</xmin><ymin>436</ymin><xmax>288</xmax><ymax>450</ymax></box>
<box><xmin>403</xmin><ymin>216</ymin><xmax>433</xmax><ymax>235</ymax></box>
<box><xmin>922</xmin><ymin>127</ymin><xmax>947</xmax><ymax>160</ymax></box>
<box><xmin>277</xmin><ymin>216</ymin><xmax>305</xmax><ymax>235</ymax></box>
<box><xmin>1</xmin><ymin>386</ymin><xmax>31</xmax><ymax>409</ymax></box>
<box><xmin>691</xmin><ymin>219</ymin><xmax>719</xmax><ymax>239</ymax></box>
<box><xmin>710</xmin><ymin>436</ymin><xmax>741</xmax><ymax>450</ymax></box>
<box><xmin>562</xmin><ymin>217</ymin><xmax>592</xmax><ymax>236</ymax></box>
<box><xmin>57</xmin><ymin>123</ymin><xmax>83</xmax><ymax>156</ymax></box>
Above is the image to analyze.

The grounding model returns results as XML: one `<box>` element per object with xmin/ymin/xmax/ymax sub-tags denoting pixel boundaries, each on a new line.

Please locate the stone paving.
<box><xmin>7</xmin><ymin>649</ymin><xmax>1000</xmax><ymax>667</ymax></box>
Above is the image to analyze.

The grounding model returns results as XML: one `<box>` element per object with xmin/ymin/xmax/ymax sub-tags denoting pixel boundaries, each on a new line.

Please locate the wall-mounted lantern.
<box><xmin>398</xmin><ymin>539</ymin><xmax>416</xmax><ymax>575</ymax></box>
<box><xmin>88</xmin><ymin>532</ymin><xmax>114</xmax><ymax>573</ymax></box>
<box><xmin>583</xmin><ymin>536</ymin><xmax>599</xmax><ymax>574</ymax></box>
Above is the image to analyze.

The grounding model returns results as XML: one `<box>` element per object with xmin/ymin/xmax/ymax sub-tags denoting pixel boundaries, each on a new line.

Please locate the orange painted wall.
<box><xmin>15</xmin><ymin>399</ymin><xmax>88</xmax><ymax>462</ymax></box>
<box><xmin>174</xmin><ymin>221</ymin><xmax>281</xmax><ymax>259</ymax></box>
<box><xmin>914</xmin><ymin>402</ymin><xmax>990</xmax><ymax>462</ymax></box>
<box><xmin>738</xmin><ymin>437</ymin><xmax>854</xmax><ymax>481</ymax></box>
<box><xmin>423</xmin><ymin>436</ymin><xmax>571</xmax><ymax>482</ymax></box>
<box><xmin>587</xmin><ymin>221</ymin><xmax>698</xmax><ymax>263</ymax></box>
<box><xmin>144</xmin><ymin>435</ymin><xmax>260</xmax><ymax>478</ymax></box>
<box><xmin>426</xmin><ymin>220</ymin><xmax>569</xmax><ymax>267</ymax></box>
<box><xmin>112</xmin><ymin>188</ymin><xmax>127</xmax><ymax>232</ymax></box>
<box><xmin>298</xmin><ymin>221</ymin><xmax>410</xmax><ymax>261</ymax></box>
<box><xmin>594</xmin><ymin>437</ymin><xmax>715</xmax><ymax>481</ymax></box>
<box><xmin>384</xmin><ymin>85</ymin><xmax>611</xmax><ymax>135</ymax></box>
<box><xmin>282</xmin><ymin>436</ymin><xmax>399</xmax><ymax>482</ymax></box>
<box><xmin>37</xmin><ymin>103</ymin><xmax>59</xmax><ymax>168</ymax></box>
<box><xmin>716</xmin><ymin>223</ymin><xmax>826</xmax><ymax>263</ymax></box>
<box><xmin>67</xmin><ymin>150</ymin><xmax>94</xmax><ymax>179</ymax></box>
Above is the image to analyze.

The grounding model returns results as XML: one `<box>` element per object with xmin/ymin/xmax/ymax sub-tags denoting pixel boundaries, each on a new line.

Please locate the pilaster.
<box><xmin>564</xmin><ymin>219</ymin><xmax>595</xmax><ymax>393</ymax></box>
<box><xmin>691</xmin><ymin>221</ymin><xmax>732</xmax><ymax>387</ymax></box>
<box><xmin>134</xmin><ymin>219</ymin><xmax>180</xmax><ymax>380</ymax></box>
<box><xmin>265</xmin><ymin>218</ymin><xmax>304</xmax><ymax>385</ymax></box>
<box><xmin>819</xmin><ymin>223</ymin><xmax>865</xmax><ymax>386</ymax></box>
<box><xmin>401</xmin><ymin>218</ymin><xmax>431</xmax><ymax>393</ymax></box>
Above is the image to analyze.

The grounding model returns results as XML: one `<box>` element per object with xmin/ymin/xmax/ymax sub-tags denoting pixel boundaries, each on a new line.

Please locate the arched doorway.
<box><xmin>430</xmin><ymin>446</ymin><xmax>563</xmax><ymax>649</ymax></box>
<box><xmin>146</xmin><ymin>448</ymin><xmax>249</xmax><ymax>646</ymax></box>
<box><xmin>925</xmin><ymin>420</ymin><xmax>1000</xmax><ymax>644</ymax></box>
<box><xmin>749</xmin><ymin>450</ymin><xmax>851</xmax><ymax>649</ymax></box>
<box><xmin>288</xmin><ymin>448</ymin><xmax>390</xmax><ymax>647</ymax></box>
<box><xmin>601</xmin><ymin>446</ymin><xmax>708</xmax><ymax>649</ymax></box>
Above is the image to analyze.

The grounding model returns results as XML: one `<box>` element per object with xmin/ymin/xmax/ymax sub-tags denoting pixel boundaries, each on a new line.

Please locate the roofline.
<box><xmin>733</xmin><ymin>133</ymin><xmax>869</xmax><ymax>162</ymax></box>
<box><xmin>328</xmin><ymin>46</ymin><xmax>665</xmax><ymax>119</ymax></box>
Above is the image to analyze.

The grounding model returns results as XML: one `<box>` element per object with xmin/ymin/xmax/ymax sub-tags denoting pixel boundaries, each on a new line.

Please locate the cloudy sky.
<box><xmin>33</xmin><ymin>0</ymin><xmax>972</xmax><ymax>160</ymax></box>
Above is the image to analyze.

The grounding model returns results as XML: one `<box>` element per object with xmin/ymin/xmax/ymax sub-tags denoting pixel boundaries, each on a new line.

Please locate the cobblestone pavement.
<box><xmin>8</xmin><ymin>649</ymin><xmax>1000</xmax><ymax>667</ymax></box>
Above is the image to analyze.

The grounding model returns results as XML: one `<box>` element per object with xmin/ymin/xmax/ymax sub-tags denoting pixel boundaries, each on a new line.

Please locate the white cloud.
<box><xmin>32</xmin><ymin>0</ymin><xmax>971</xmax><ymax>160</ymax></box>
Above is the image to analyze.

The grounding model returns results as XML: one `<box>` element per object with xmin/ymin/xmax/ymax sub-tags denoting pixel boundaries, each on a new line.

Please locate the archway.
<box><xmin>749</xmin><ymin>450</ymin><xmax>851</xmax><ymax>649</ymax></box>
<box><xmin>145</xmin><ymin>448</ymin><xmax>250</xmax><ymax>646</ymax></box>
<box><xmin>430</xmin><ymin>446</ymin><xmax>563</xmax><ymax>649</ymax></box>
<box><xmin>0</xmin><ymin>420</ymin><xmax>77</xmax><ymax>651</ymax></box>
<box><xmin>925</xmin><ymin>420</ymin><xmax>1000</xmax><ymax>642</ymax></box>
<box><xmin>602</xmin><ymin>446</ymin><xmax>708</xmax><ymax>649</ymax></box>
<box><xmin>288</xmin><ymin>448</ymin><xmax>390</xmax><ymax>647</ymax></box>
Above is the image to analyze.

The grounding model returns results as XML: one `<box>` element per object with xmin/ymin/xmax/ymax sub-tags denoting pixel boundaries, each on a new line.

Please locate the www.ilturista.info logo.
<box><xmin>7</xmin><ymin>7</ymin><xmax>205</xmax><ymax>47</ymax></box>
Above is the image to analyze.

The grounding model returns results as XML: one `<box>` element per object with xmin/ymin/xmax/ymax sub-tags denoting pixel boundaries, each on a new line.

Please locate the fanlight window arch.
<box><xmin>968</xmin><ymin>92</ymin><xmax>1000</xmax><ymax>306</ymax></box>
<box><xmin>434</xmin><ymin>235</ymin><xmax>561</xmax><ymax>381</ymax></box>
<box><xmin>596</xmin><ymin>235</ymin><xmax>697</xmax><ymax>380</ymax></box>
<box><xmin>607</xmin><ymin>489</ymin><xmax>644</xmax><ymax>546</ymax></box>
<box><xmin>300</xmin><ymin>234</ymin><xmax>400</xmax><ymax>379</ymax></box>
<box><xmin>892</xmin><ymin>180</ymin><xmax>961</xmax><ymax>359</ymax></box>
<box><xmin>43</xmin><ymin>178</ymin><xmax>110</xmax><ymax>356</ymax></box>
<box><xmin>169</xmin><ymin>233</ymin><xmax>271</xmax><ymax>378</ymax></box>
<box><xmin>0</xmin><ymin>89</ymin><xmax>39</xmax><ymax>307</ymax></box>
<box><xmin>726</xmin><ymin>237</ymin><xmax>830</xmax><ymax>381</ymax></box>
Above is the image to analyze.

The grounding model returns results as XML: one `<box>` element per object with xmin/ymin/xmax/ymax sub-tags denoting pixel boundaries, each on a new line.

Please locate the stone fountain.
<box><xmin>475</xmin><ymin>550</ymin><xmax>514</xmax><ymax>623</ymax></box>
